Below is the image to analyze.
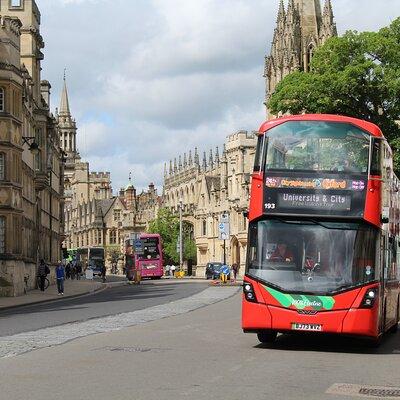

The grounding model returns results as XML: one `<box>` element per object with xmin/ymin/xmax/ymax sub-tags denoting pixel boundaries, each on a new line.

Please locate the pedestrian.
<box><xmin>165</xmin><ymin>264</ymin><xmax>170</xmax><ymax>277</ymax></box>
<box><xmin>76</xmin><ymin>262</ymin><xmax>82</xmax><ymax>280</ymax></box>
<box><xmin>232</xmin><ymin>263</ymin><xmax>239</xmax><ymax>281</ymax></box>
<box><xmin>101</xmin><ymin>264</ymin><xmax>106</xmax><ymax>283</ymax></box>
<box><xmin>65</xmin><ymin>262</ymin><xmax>71</xmax><ymax>279</ymax></box>
<box><xmin>37</xmin><ymin>259</ymin><xmax>50</xmax><ymax>291</ymax></box>
<box><xmin>55</xmin><ymin>261</ymin><xmax>65</xmax><ymax>295</ymax></box>
<box><xmin>170</xmin><ymin>264</ymin><xmax>176</xmax><ymax>278</ymax></box>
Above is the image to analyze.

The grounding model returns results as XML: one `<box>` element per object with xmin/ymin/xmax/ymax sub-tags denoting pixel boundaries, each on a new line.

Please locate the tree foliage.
<box><xmin>269</xmin><ymin>18</ymin><xmax>400</xmax><ymax>169</ymax></box>
<box><xmin>148</xmin><ymin>208</ymin><xmax>197</xmax><ymax>265</ymax></box>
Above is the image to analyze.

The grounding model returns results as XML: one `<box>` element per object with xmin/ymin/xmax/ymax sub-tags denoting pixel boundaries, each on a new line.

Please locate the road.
<box><xmin>0</xmin><ymin>283</ymin><xmax>399</xmax><ymax>400</ymax></box>
<box><xmin>0</xmin><ymin>279</ymin><xmax>208</xmax><ymax>336</ymax></box>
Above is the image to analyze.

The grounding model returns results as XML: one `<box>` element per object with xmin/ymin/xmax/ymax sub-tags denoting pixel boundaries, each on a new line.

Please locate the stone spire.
<box><xmin>57</xmin><ymin>71</ymin><xmax>79</xmax><ymax>161</ymax></box>
<box><xmin>188</xmin><ymin>150</ymin><xmax>193</xmax><ymax>166</ymax></box>
<box><xmin>169</xmin><ymin>160</ymin><xmax>173</xmax><ymax>175</ymax></box>
<box><xmin>183</xmin><ymin>153</ymin><xmax>187</xmax><ymax>168</ymax></box>
<box><xmin>209</xmin><ymin>149</ymin><xmax>214</xmax><ymax>169</ymax></box>
<box><xmin>59</xmin><ymin>70</ymin><xmax>71</xmax><ymax>117</ymax></box>
<box><xmin>194</xmin><ymin>147</ymin><xmax>199</xmax><ymax>166</ymax></box>
<box><xmin>264</xmin><ymin>0</ymin><xmax>336</xmax><ymax>115</ymax></box>
<box><xmin>178</xmin><ymin>155</ymin><xmax>182</xmax><ymax>170</ymax></box>
<box><xmin>173</xmin><ymin>158</ymin><xmax>177</xmax><ymax>173</ymax></box>
<box><xmin>320</xmin><ymin>0</ymin><xmax>337</xmax><ymax>42</ymax></box>
<box><xmin>202</xmin><ymin>151</ymin><xmax>207</xmax><ymax>170</ymax></box>
<box><xmin>215</xmin><ymin>146</ymin><xmax>220</xmax><ymax>165</ymax></box>
<box><xmin>164</xmin><ymin>162</ymin><xmax>167</xmax><ymax>177</ymax></box>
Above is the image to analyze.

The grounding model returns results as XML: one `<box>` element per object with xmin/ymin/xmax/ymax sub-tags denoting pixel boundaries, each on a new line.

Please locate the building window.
<box><xmin>10</xmin><ymin>0</ymin><xmax>23</xmax><ymax>8</ymax></box>
<box><xmin>114</xmin><ymin>210</ymin><xmax>121</xmax><ymax>222</ymax></box>
<box><xmin>110</xmin><ymin>230</ymin><xmax>117</xmax><ymax>245</ymax></box>
<box><xmin>202</xmin><ymin>220</ymin><xmax>207</xmax><ymax>236</ymax></box>
<box><xmin>0</xmin><ymin>217</ymin><xmax>5</xmax><ymax>253</ymax></box>
<box><xmin>0</xmin><ymin>88</ymin><xmax>4</xmax><ymax>112</ymax></box>
<box><xmin>0</xmin><ymin>154</ymin><xmax>4</xmax><ymax>180</ymax></box>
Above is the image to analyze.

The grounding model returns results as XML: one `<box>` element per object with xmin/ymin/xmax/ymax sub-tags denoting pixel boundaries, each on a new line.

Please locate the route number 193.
<box><xmin>265</xmin><ymin>203</ymin><xmax>276</xmax><ymax>209</ymax></box>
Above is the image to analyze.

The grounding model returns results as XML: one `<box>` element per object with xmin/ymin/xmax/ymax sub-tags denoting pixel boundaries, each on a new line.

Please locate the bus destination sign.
<box><xmin>263</xmin><ymin>175</ymin><xmax>366</xmax><ymax>217</ymax></box>
<box><xmin>277</xmin><ymin>193</ymin><xmax>351</xmax><ymax>211</ymax></box>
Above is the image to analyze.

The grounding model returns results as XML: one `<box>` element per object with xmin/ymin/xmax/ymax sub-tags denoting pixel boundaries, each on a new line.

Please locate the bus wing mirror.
<box><xmin>243</xmin><ymin>211</ymin><xmax>249</xmax><ymax>219</ymax></box>
<box><xmin>381</xmin><ymin>216</ymin><xmax>389</xmax><ymax>224</ymax></box>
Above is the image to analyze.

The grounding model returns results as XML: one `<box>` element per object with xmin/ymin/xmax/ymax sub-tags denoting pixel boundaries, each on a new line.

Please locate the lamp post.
<box><xmin>22</xmin><ymin>136</ymin><xmax>40</xmax><ymax>155</ymax></box>
<box><xmin>179</xmin><ymin>198</ymin><xmax>183</xmax><ymax>273</ymax></box>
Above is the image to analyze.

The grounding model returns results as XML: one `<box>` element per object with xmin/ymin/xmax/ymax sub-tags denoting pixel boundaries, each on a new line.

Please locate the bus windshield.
<box><xmin>246</xmin><ymin>219</ymin><xmax>379</xmax><ymax>294</ymax></box>
<box><xmin>264</xmin><ymin>121</ymin><xmax>370</xmax><ymax>173</ymax></box>
<box><xmin>138</xmin><ymin>237</ymin><xmax>160</xmax><ymax>260</ymax></box>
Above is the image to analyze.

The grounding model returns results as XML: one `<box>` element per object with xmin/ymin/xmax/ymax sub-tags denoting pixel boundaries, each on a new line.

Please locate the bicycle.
<box><xmin>36</xmin><ymin>275</ymin><xmax>50</xmax><ymax>290</ymax></box>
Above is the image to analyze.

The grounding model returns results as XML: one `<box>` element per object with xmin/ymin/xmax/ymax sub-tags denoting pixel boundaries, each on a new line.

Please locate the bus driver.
<box><xmin>270</xmin><ymin>243</ymin><xmax>294</xmax><ymax>263</ymax></box>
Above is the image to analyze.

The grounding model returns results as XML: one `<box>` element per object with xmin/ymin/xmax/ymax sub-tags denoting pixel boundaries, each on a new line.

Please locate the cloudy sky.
<box><xmin>36</xmin><ymin>0</ymin><xmax>399</xmax><ymax>192</ymax></box>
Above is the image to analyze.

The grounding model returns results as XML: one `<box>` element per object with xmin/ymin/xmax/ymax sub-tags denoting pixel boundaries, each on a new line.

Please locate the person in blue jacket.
<box><xmin>55</xmin><ymin>261</ymin><xmax>65</xmax><ymax>295</ymax></box>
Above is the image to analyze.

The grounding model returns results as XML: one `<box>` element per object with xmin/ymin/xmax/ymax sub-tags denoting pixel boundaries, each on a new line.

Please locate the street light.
<box><xmin>22</xmin><ymin>136</ymin><xmax>40</xmax><ymax>155</ymax></box>
<box><xmin>179</xmin><ymin>198</ymin><xmax>183</xmax><ymax>273</ymax></box>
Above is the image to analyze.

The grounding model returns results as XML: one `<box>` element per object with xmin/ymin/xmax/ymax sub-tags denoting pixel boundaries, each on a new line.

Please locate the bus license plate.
<box><xmin>292</xmin><ymin>323</ymin><xmax>322</xmax><ymax>332</ymax></box>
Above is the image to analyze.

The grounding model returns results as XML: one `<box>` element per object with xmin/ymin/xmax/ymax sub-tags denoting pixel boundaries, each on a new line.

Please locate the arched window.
<box><xmin>110</xmin><ymin>229</ymin><xmax>117</xmax><ymax>245</ymax></box>
<box><xmin>0</xmin><ymin>88</ymin><xmax>4</xmax><ymax>112</ymax></box>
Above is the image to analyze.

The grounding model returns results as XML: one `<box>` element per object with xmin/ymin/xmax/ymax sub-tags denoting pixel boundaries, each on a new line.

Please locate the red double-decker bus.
<box><xmin>242</xmin><ymin>114</ymin><xmax>400</xmax><ymax>345</ymax></box>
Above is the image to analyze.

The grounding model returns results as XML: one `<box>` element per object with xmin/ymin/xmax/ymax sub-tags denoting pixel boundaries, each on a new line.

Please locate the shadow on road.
<box><xmin>254</xmin><ymin>329</ymin><xmax>400</xmax><ymax>355</ymax></box>
<box><xmin>0</xmin><ymin>282</ymin><xmax>206</xmax><ymax>318</ymax></box>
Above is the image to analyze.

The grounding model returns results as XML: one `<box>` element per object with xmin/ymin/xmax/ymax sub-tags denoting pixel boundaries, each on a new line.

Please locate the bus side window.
<box><xmin>370</xmin><ymin>140</ymin><xmax>381</xmax><ymax>176</ymax></box>
<box><xmin>253</xmin><ymin>135</ymin><xmax>264</xmax><ymax>172</ymax></box>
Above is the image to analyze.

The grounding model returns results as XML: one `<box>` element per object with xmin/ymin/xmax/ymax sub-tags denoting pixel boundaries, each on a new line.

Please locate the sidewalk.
<box><xmin>0</xmin><ymin>279</ymin><xmax>105</xmax><ymax>310</ymax></box>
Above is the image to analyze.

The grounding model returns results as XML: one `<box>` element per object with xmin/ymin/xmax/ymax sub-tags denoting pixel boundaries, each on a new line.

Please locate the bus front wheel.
<box><xmin>257</xmin><ymin>331</ymin><xmax>277</xmax><ymax>344</ymax></box>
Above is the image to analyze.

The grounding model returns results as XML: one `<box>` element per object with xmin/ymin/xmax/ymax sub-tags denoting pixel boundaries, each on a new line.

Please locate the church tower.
<box><xmin>56</xmin><ymin>73</ymin><xmax>80</xmax><ymax>164</ymax></box>
<box><xmin>264</xmin><ymin>0</ymin><xmax>337</xmax><ymax>114</ymax></box>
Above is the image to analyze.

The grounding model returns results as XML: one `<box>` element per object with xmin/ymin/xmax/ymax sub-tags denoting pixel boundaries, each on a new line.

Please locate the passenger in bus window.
<box><xmin>269</xmin><ymin>243</ymin><xmax>294</xmax><ymax>262</ymax></box>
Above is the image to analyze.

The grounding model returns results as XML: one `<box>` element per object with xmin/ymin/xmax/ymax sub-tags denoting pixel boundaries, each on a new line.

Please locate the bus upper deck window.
<box><xmin>370</xmin><ymin>141</ymin><xmax>381</xmax><ymax>176</ymax></box>
<box><xmin>253</xmin><ymin>135</ymin><xmax>265</xmax><ymax>172</ymax></box>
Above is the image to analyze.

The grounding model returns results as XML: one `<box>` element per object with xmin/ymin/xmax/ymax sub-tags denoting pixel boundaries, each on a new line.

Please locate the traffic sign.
<box><xmin>134</xmin><ymin>239</ymin><xmax>144</xmax><ymax>255</ymax></box>
<box><xmin>218</xmin><ymin>221</ymin><xmax>230</xmax><ymax>240</ymax></box>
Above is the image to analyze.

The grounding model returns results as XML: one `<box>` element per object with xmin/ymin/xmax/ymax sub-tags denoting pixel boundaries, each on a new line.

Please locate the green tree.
<box><xmin>269</xmin><ymin>18</ymin><xmax>400</xmax><ymax>169</ymax></box>
<box><xmin>148</xmin><ymin>208</ymin><xmax>179</xmax><ymax>264</ymax></box>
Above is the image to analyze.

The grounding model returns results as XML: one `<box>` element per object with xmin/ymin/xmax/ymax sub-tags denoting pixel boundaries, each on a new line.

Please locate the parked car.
<box><xmin>205</xmin><ymin>262</ymin><xmax>230</xmax><ymax>280</ymax></box>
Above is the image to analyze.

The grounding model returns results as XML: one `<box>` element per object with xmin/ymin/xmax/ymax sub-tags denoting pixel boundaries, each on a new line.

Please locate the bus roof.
<box><xmin>258</xmin><ymin>114</ymin><xmax>383</xmax><ymax>138</ymax></box>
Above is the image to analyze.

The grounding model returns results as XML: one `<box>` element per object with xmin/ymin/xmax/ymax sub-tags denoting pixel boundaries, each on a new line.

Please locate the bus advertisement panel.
<box><xmin>243</xmin><ymin>114</ymin><xmax>400</xmax><ymax>346</ymax></box>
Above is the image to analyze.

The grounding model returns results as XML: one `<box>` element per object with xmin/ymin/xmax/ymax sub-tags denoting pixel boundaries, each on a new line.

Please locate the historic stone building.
<box><xmin>264</xmin><ymin>0</ymin><xmax>336</xmax><ymax>109</ymax></box>
<box><xmin>60</xmin><ymin>77</ymin><xmax>159</xmax><ymax>266</ymax></box>
<box><xmin>163</xmin><ymin>131</ymin><xmax>257</xmax><ymax>277</ymax></box>
<box><xmin>0</xmin><ymin>0</ymin><xmax>64</xmax><ymax>296</ymax></box>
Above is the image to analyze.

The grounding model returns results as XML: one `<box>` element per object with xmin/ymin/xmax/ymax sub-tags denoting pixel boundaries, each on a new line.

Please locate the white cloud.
<box><xmin>36</xmin><ymin>0</ymin><xmax>400</xmax><ymax>191</ymax></box>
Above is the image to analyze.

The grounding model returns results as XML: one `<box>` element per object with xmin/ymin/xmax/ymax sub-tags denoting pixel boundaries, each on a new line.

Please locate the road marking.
<box><xmin>0</xmin><ymin>287</ymin><xmax>239</xmax><ymax>359</ymax></box>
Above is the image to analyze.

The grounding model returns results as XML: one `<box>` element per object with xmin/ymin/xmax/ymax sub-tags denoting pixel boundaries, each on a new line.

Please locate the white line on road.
<box><xmin>0</xmin><ymin>287</ymin><xmax>239</xmax><ymax>359</ymax></box>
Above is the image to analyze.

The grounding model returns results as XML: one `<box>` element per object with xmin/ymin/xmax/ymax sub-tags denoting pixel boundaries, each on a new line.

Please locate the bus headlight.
<box><xmin>243</xmin><ymin>282</ymin><xmax>257</xmax><ymax>303</ymax></box>
<box><xmin>360</xmin><ymin>287</ymin><xmax>378</xmax><ymax>308</ymax></box>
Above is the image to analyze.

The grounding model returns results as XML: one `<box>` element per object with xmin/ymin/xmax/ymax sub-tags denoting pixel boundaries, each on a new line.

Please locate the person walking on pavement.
<box><xmin>232</xmin><ymin>263</ymin><xmax>239</xmax><ymax>281</ymax></box>
<box><xmin>76</xmin><ymin>262</ymin><xmax>82</xmax><ymax>280</ymax></box>
<box><xmin>101</xmin><ymin>264</ymin><xmax>107</xmax><ymax>283</ymax></box>
<box><xmin>65</xmin><ymin>262</ymin><xmax>71</xmax><ymax>279</ymax></box>
<box><xmin>55</xmin><ymin>261</ymin><xmax>65</xmax><ymax>295</ymax></box>
<box><xmin>37</xmin><ymin>259</ymin><xmax>50</xmax><ymax>292</ymax></box>
<box><xmin>170</xmin><ymin>264</ymin><xmax>176</xmax><ymax>278</ymax></box>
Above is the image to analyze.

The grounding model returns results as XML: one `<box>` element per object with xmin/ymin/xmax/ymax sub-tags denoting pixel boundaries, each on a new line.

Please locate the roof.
<box><xmin>205</xmin><ymin>176</ymin><xmax>221</xmax><ymax>193</ymax></box>
<box><xmin>258</xmin><ymin>114</ymin><xmax>383</xmax><ymax>138</ymax></box>
<box><xmin>96</xmin><ymin>198</ymin><xmax>116</xmax><ymax>217</ymax></box>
